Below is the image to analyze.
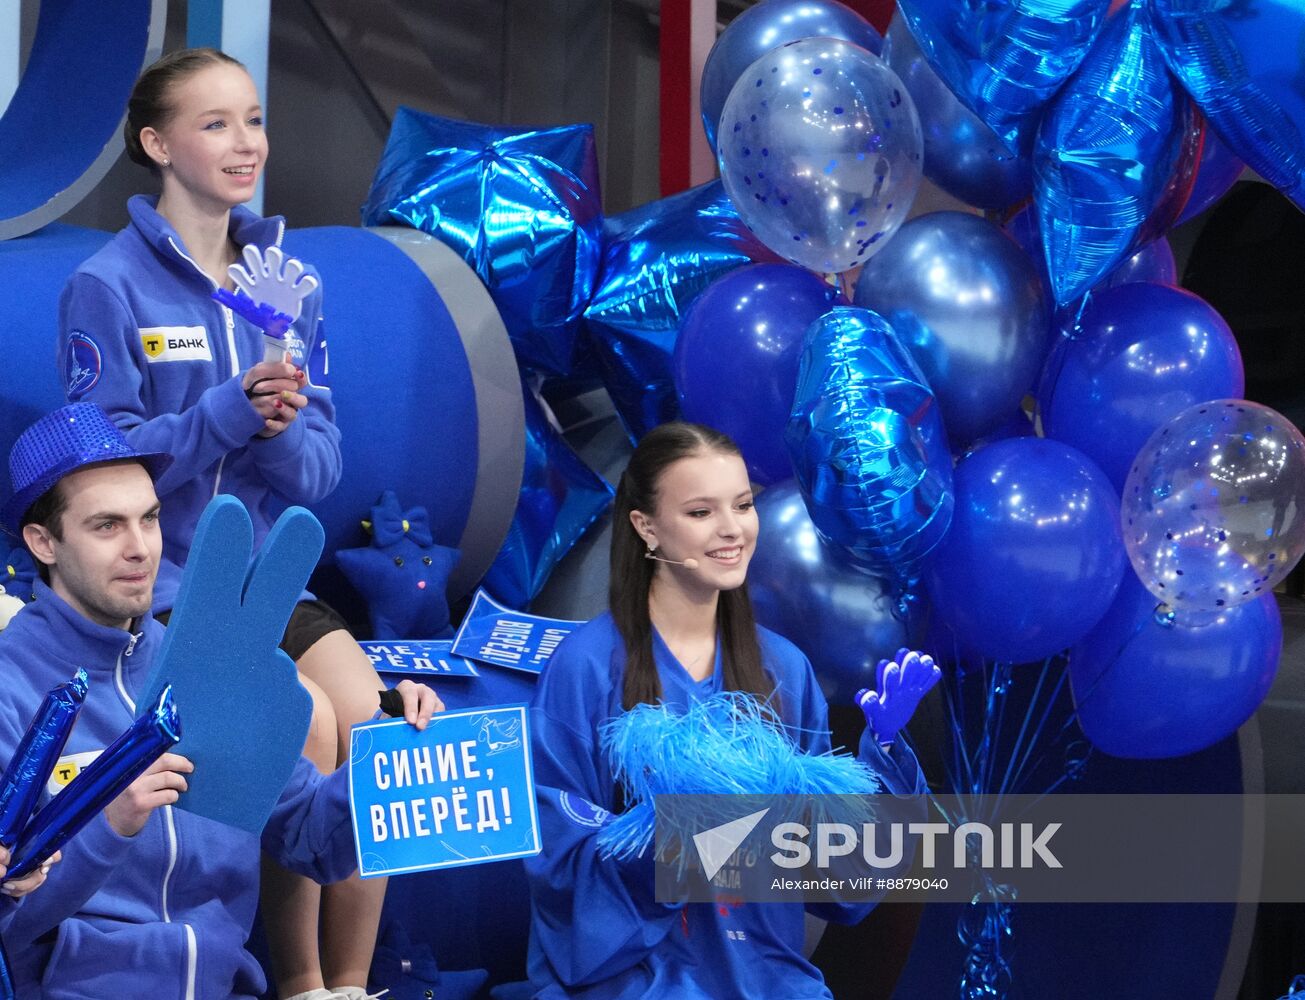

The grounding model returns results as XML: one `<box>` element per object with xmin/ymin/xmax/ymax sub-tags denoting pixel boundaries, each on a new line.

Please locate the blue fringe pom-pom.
<box><xmin>595</xmin><ymin>691</ymin><xmax>880</xmax><ymax>860</ymax></box>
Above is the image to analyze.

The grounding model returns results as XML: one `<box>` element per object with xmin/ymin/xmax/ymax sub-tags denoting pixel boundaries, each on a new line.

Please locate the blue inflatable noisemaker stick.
<box><xmin>6</xmin><ymin>686</ymin><xmax>180</xmax><ymax>881</ymax></box>
<box><xmin>0</xmin><ymin>669</ymin><xmax>88</xmax><ymax>848</ymax></box>
<box><xmin>211</xmin><ymin>287</ymin><xmax>294</xmax><ymax>361</ymax></box>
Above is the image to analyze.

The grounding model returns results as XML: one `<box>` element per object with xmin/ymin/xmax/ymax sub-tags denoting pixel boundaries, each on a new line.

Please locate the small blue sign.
<box><xmin>451</xmin><ymin>589</ymin><xmax>580</xmax><ymax>674</ymax></box>
<box><xmin>348</xmin><ymin>706</ymin><xmax>541</xmax><ymax>877</ymax></box>
<box><xmin>361</xmin><ymin>640</ymin><xmax>479</xmax><ymax>679</ymax></box>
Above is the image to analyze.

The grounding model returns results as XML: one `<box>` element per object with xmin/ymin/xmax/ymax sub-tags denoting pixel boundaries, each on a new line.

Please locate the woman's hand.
<box><xmin>856</xmin><ymin>648</ymin><xmax>941</xmax><ymax>747</ymax></box>
<box><xmin>1</xmin><ymin>844</ymin><xmax>60</xmax><ymax>898</ymax></box>
<box><xmin>242</xmin><ymin>360</ymin><xmax>308</xmax><ymax>438</ymax></box>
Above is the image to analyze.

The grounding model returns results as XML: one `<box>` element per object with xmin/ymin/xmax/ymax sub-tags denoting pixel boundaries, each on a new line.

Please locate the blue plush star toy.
<box><xmin>336</xmin><ymin>490</ymin><xmax>461</xmax><ymax>640</ymax></box>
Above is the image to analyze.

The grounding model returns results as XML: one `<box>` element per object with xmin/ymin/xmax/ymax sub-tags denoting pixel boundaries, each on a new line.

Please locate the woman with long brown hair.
<box><xmin>524</xmin><ymin>421</ymin><xmax>935</xmax><ymax>998</ymax></box>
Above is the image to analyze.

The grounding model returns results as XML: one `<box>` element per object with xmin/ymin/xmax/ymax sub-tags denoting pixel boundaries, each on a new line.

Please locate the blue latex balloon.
<box><xmin>1175</xmin><ymin>122</ymin><xmax>1245</xmax><ymax>225</ymax></box>
<box><xmin>717</xmin><ymin>36</ymin><xmax>923</xmax><ymax>274</ymax></box>
<box><xmin>1039</xmin><ymin>282</ymin><xmax>1244</xmax><ymax>492</ymax></box>
<box><xmin>881</xmin><ymin>12</ymin><xmax>1031</xmax><ymax>210</ymax></box>
<box><xmin>853</xmin><ymin>211</ymin><xmax>1050</xmax><ymax>450</ymax></box>
<box><xmin>926</xmin><ymin>437</ymin><xmax>1127</xmax><ymax>663</ymax></box>
<box><xmin>583</xmin><ymin>180</ymin><xmax>779</xmax><ymax>442</ymax></box>
<box><xmin>748</xmin><ymin>480</ymin><xmax>917</xmax><ymax>704</ymax></box>
<box><xmin>897</xmin><ymin>0</ymin><xmax>1112</xmax><ymax>157</ymax></box>
<box><xmin>1098</xmin><ymin>239</ymin><xmax>1177</xmax><ymax>290</ymax></box>
<box><xmin>674</xmin><ymin>264</ymin><xmax>844</xmax><ymax>486</ymax></box>
<box><xmin>1033</xmin><ymin>2</ymin><xmax>1201</xmax><ymax>304</ymax></box>
<box><xmin>1121</xmin><ymin>399</ymin><xmax>1305</xmax><ymax>621</ymax></box>
<box><xmin>700</xmin><ymin>0</ymin><xmax>883</xmax><ymax>153</ymax></box>
<box><xmin>785</xmin><ymin>306</ymin><xmax>953</xmax><ymax>584</ymax></box>
<box><xmin>362</xmin><ymin>107</ymin><xmax>602</xmax><ymax>375</ymax></box>
<box><xmin>481</xmin><ymin>381</ymin><xmax>614</xmax><ymax>610</ymax></box>
<box><xmin>1150</xmin><ymin>0</ymin><xmax>1305</xmax><ymax>212</ymax></box>
<box><xmin>1069</xmin><ymin>570</ymin><xmax>1281</xmax><ymax>759</ymax></box>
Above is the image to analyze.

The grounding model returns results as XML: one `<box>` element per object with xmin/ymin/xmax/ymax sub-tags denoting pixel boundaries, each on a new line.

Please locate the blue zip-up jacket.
<box><xmin>525</xmin><ymin>613</ymin><xmax>926</xmax><ymax>1000</ymax></box>
<box><xmin>58</xmin><ymin>195</ymin><xmax>341</xmax><ymax>612</ymax></box>
<box><xmin>0</xmin><ymin>582</ymin><xmax>356</xmax><ymax>999</ymax></box>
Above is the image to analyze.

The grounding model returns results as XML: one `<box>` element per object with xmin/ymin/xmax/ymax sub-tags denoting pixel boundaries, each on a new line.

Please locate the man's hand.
<box><xmin>856</xmin><ymin>648</ymin><xmax>941</xmax><ymax>747</ymax></box>
<box><xmin>103</xmin><ymin>753</ymin><xmax>194</xmax><ymax>838</ymax></box>
<box><xmin>380</xmin><ymin>680</ymin><xmax>444</xmax><ymax>732</ymax></box>
<box><xmin>0</xmin><ymin>845</ymin><xmax>59</xmax><ymax>898</ymax></box>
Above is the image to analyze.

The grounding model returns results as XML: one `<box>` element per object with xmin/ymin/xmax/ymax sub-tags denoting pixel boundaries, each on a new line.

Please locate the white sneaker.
<box><xmin>282</xmin><ymin>991</ymin><xmax>339</xmax><ymax>1000</ymax></box>
<box><xmin>329</xmin><ymin>988</ymin><xmax>389</xmax><ymax>1000</ymax></box>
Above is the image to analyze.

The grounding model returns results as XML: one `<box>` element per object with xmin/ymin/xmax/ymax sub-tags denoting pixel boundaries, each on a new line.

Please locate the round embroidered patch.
<box><xmin>65</xmin><ymin>332</ymin><xmax>102</xmax><ymax>400</ymax></box>
<box><xmin>559</xmin><ymin>790</ymin><xmax>610</xmax><ymax>829</ymax></box>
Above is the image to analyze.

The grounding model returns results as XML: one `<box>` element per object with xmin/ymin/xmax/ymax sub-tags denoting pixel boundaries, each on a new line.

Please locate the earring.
<box><xmin>161</xmin><ymin>158</ymin><xmax>170</xmax><ymax>166</ymax></box>
<box><xmin>644</xmin><ymin>543</ymin><xmax>657</xmax><ymax>561</ymax></box>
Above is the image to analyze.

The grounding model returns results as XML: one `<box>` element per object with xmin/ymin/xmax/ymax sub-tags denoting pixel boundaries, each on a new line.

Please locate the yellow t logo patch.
<box><xmin>53</xmin><ymin>761</ymin><xmax>80</xmax><ymax>786</ymax></box>
<box><xmin>142</xmin><ymin>334</ymin><xmax>165</xmax><ymax>358</ymax></box>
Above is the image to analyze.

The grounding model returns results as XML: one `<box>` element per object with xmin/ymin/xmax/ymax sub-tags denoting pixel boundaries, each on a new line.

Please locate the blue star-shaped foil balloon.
<box><xmin>482</xmin><ymin>380</ymin><xmax>614</xmax><ymax>609</ymax></box>
<box><xmin>1034</xmin><ymin>1</ymin><xmax>1201</xmax><ymax>304</ymax></box>
<box><xmin>362</xmin><ymin>107</ymin><xmax>602</xmax><ymax>376</ymax></box>
<box><xmin>582</xmin><ymin>180</ymin><xmax>780</xmax><ymax>442</ymax></box>
<box><xmin>898</xmin><ymin>0</ymin><xmax>1112</xmax><ymax>159</ymax></box>
<box><xmin>899</xmin><ymin>0</ymin><xmax>1305</xmax><ymax>229</ymax></box>
<box><xmin>337</xmin><ymin>491</ymin><xmax>461</xmax><ymax>640</ymax></box>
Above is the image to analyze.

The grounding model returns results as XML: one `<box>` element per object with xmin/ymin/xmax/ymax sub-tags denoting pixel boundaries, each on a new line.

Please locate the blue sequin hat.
<box><xmin>3</xmin><ymin>403</ymin><xmax>172</xmax><ymax>534</ymax></box>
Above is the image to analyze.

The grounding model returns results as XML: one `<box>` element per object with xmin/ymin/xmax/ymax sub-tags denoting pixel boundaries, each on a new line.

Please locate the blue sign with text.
<box><xmin>361</xmin><ymin>640</ymin><xmax>479</xmax><ymax>678</ymax></box>
<box><xmin>348</xmin><ymin>706</ymin><xmax>541</xmax><ymax>876</ymax></box>
<box><xmin>451</xmin><ymin>589</ymin><xmax>580</xmax><ymax>674</ymax></box>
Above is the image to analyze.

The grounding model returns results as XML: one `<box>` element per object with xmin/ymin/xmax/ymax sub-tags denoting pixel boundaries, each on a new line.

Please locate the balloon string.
<box><xmin>999</xmin><ymin>657</ymin><xmax>1075</xmax><ymax>806</ymax></box>
<box><xmin>994</xmin><ymin>655</ymin><xmax>1056</xmax><ymax>803</ymax></box>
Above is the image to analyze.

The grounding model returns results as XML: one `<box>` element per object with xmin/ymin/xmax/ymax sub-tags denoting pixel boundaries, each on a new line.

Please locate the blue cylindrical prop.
<box><xmin>0</xmin><ymin>669</ymin><xmax>88</xmax><ymax>848</ymax></box>
<box><xmin>8</xmin><ymin>686</ymin><xmax>180</xmax><ymax>880</ymax></box>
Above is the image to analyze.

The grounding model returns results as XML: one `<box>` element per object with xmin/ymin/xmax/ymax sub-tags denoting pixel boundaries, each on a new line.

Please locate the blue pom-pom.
<box><xmin>596</xmin><ymin>691</ymin><xmax>879</xmax><ymax>859</ymax></box>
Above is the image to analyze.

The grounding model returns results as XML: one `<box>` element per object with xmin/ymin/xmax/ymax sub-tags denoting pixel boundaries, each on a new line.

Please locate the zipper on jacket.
<box><xmin>163</xmin><ymin>804</ymin><xmax>197</xmax><ymax>999</ymax></box>
<box><xmin>114</xmin><ymin>647</ymin><xmax>138</xmax><ymax>714</ymax></box>
<box><xmin>212</xmin><ymin>304</ymin><xmax>240</xmax><ymax>497</ymax></box>
<box><xmin>184</xmin><ymin>923</ymin><xmax>197</xmax><ymax>1000</ymax></box>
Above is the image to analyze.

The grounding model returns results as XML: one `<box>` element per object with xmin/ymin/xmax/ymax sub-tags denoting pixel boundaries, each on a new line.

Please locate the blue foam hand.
<box><xmin>137</xmin><ymin>496</ymin><xmax>324</xmax><ymax>833</ymax></box>
<box><xmin>211</xmin><ymin>286</ymin><xmax>295</xmax><ymax>338</ymax></box>
<box><xmin>857</xmin><ymin>647</ymin><xmax>941</xmax><ymax>746</ymax></box>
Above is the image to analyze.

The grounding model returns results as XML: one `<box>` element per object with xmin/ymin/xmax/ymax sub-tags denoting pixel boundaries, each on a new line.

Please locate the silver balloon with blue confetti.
<box><xmin>717</xmin><ymin>36</ymin><xmax>923</xmax><ymax>274</ymax></box>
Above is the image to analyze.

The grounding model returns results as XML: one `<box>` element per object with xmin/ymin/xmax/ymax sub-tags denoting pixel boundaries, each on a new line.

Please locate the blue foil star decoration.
<box><xmin>362</xmin><ymin>106</ymin><xmax>603</xmax><ymax>376</ymax></box>
<box><xmin>336</xmin><ymin>491</ymin><xmax>461</xmax><ymax>640</ymax></box>
<box><xmin>482</xmin><ymin>379</ymin><xmax>614</xmax><ymax>609</ymax></box>
<box><xmin>582</xmin><ymin>180</ymin><xmax>781</xmax><ymax>442</ymax></box>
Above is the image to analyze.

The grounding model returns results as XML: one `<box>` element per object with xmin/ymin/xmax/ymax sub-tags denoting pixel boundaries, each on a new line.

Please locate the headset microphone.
<box><xmin>645</xmin><ymin>552</ymin><xmax>700</xmax><ymax>570</ymax></box>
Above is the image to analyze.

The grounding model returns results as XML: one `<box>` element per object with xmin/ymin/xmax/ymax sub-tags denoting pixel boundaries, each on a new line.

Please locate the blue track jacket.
<box><xmin>58</xmin><ymin>195</ymin><xmax>341</xmax><ymax>612</ymax></box>
<box><xmin>0</xmin><ymin>583</ymin><xmax>356</xmax><ymax>999</ymax></box>
<box><xmin>525</xmin><ymin>613</ymin><xmax>926</xmax><ymax>999</ymax></box>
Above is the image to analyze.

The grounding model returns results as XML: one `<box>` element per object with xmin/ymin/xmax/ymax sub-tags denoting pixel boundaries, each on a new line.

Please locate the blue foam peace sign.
<box><xmin>138</xmin><ymin>496</ymin><xmax>324</xmax><ymax>833</ymax></box>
